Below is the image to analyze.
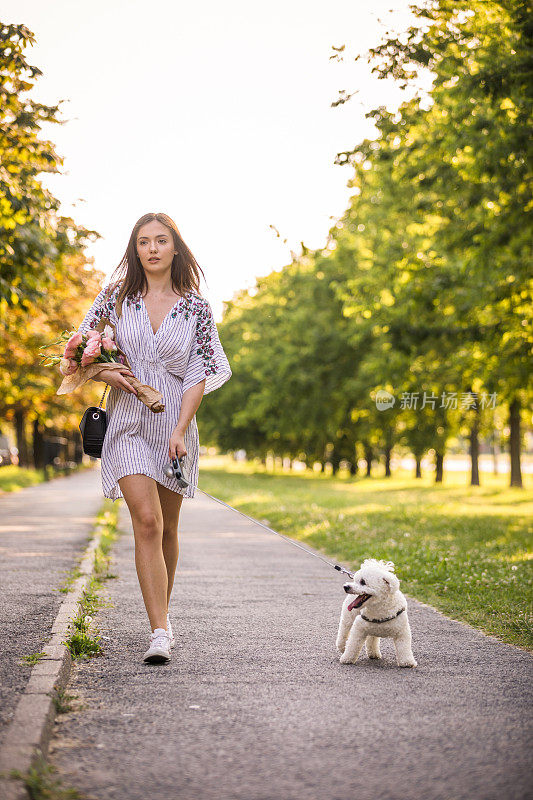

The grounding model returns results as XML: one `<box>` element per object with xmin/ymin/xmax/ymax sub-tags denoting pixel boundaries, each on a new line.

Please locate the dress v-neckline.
<box><xmin>140</xmin><ymin>293</ymin><xmax>184</xmax><ymax>337</ymax></box>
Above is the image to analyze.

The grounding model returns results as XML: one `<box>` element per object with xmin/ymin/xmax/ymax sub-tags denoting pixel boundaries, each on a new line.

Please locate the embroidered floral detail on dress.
<box><xmin>122</xmin><ymin>289</ymin><xmax>206</xmax><ymax>319</ymax></box>
<box><xmin>171</xmin><ymin>292</ymin><xmax>206</xmax><ymax>321</ymax></box>
<box><xmin>89</xmin><ymin>284</ymin><xmax>122</xmax><ymax>329</ymax></box>
<box><xmin>195</xmin><ymin>302</ymin><xmax>218</xmax><ymax>378</ymax></box>
<box><xmin>125</xmin><ymin>296</ymin><xmax>142</xmax><ymax>310</ymax></box>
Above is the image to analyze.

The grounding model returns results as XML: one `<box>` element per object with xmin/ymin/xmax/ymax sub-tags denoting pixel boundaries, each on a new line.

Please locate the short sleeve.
<box><xmin>182</xmin><ymin>299</ymin><xmax>232</xmax><ymax>395</ymax></box>
<box><xmin>77</xmin><ymin>285</ymin><xmax>115</xmax><ymax>335</ymax></box>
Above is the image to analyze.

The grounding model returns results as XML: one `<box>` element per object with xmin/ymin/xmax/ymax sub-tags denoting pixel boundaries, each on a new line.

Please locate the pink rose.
<box><xmin>86</xmin><ymin>330</ymin><xmax>101</xmax><ymax>340</ymax></box>
<box><xmin>101</xmin><ymin>336</ymin><xmax>117</xmax><ymax>352</ymax></box>
<box><xmin>81</xmin><ymin>338</ymin><xmax>102</xmax><ymax>366</ymax></box>
<box><xmin>86</xmin><ymin>338</ymin><xmax>101</xmax><ymax>355</ymax></box>
<box><xmin>64</xmin><ymin>331</ymin><xmax>82</xmax><ymax>359</ymax></box>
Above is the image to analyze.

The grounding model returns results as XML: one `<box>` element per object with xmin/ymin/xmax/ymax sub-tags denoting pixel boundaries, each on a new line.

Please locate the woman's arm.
<box><xmin>168</xmin><ymin>380</ymin><xmax>206</xmax><ymax>460</ymax></box>
<box><xmin>90</xmin><ymin>366</ymin><xmax>137</xmax><ymax>394</ymax></box>
<box><xmin>181</xmin><ymin>299</ymin><xmax>232</xmax><ymax>395</ymax></box>
<box><xmin>171</xmin><ymin>295</ymin><xmax>231</xmax><ymax>461</ymax></box>
<box><xmin>174</xmin><ymin>380</ymin><xmax>206</xmax><ymax>434</ymax></box>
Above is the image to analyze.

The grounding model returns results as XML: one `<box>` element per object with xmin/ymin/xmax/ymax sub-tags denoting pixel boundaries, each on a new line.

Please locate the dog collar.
<box><xmin>360</xmin><ymin>606</ymin><xmax>406</xmax><ymax>624</ymax></box>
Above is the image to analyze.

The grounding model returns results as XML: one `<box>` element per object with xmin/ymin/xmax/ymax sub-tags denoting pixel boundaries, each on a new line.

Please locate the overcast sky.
<box><xmin>5</xmin><ymin>0</ymin><xmax>415</xmax><ymax>319</ymax></box>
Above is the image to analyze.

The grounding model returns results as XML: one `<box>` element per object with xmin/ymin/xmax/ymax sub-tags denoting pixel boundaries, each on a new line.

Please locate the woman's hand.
<box><xmin>93</xmin><ymin>366</ymin><xmax>138</xmax><ymax>395</ymax></box>
<box><xmin>169</xmin><ymin>428</ymin><xmax>187</xmax><ymax>461</ymax></box>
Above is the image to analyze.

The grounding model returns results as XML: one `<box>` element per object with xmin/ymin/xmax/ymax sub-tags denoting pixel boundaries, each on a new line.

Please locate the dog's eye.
<box><xmin>360</xmin><ymin>579</ymin><xmax>366</xmax><ymax>585</ymax></box>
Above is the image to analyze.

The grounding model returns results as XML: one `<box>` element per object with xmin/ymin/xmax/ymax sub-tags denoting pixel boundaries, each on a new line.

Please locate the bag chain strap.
<box><xmin>99</xmin><ymin>383</ymin><xmax>110</xmax><ymax>409</ymax></box>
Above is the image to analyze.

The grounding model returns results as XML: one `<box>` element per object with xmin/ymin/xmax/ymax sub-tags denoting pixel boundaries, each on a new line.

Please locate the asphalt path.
<box><xmin>48</xmin><ymin>486</ymin><xmax>532</xmax><ymax>800</ymax></box>
<box><xmin>0</xmin><ymin>469</ymin><xmax>103</xmax><ymax>744</ymax></box>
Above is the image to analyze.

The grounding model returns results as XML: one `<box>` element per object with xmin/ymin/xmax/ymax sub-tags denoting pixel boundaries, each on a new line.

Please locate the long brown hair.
<box><xmin>106</xmin><ymin>212</ymin><xmax>208</xmax><ymax>317</ymax></box>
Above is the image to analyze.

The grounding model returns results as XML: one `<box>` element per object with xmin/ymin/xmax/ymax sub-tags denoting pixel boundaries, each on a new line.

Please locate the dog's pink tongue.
<box><xmin>348</xmin><ymin>593</ymin><xmax>370</xmax><ymax>611</ymax></box>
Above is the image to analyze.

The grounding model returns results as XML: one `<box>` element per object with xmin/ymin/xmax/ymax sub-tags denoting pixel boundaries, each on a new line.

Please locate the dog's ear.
<box><xmin>382</xmin><ymin>573</ymin><xmax>400</xmax><ymax>592</ymax></box>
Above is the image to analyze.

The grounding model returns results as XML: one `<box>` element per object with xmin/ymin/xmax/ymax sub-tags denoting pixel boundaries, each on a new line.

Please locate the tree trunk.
<box><xmin>330</xmin><ymin>446</ymin><xmax>341</xmax><ymax>476</ymax></box>
<box><xmin>491</xmin><ymin>427</ymin><xmax>499</xmax><ymax>475</ymax></box>
<box><xmin>349</xmin><ymin>445</ymin><xmax>359</xmax><ymax>476</ymax></box>
<box><xmin>509</xmin><ymin>397</ymin><xmax>523</xmax><ymax>488</ymax></box>
<box><xmin>32</xmin><ymin>417</ymin><xmax>45</xmax><ymax>470</ymax></box>
<box><xmin>415</xmin><ymin>455</ymin><xmax>422</xmax><ymax>479</ymax></box>
<box><xmin>435</xmin><ymin>451</ymin><xmax>444</xmax><ymax>483</ymax></box>
<box><xmin>384</xmin><ymin>445</ymin><xmax>392</xmax><ymax>477</ymax></box>
<box><xmin>74</xmin><ymin>436</ymin><xmax>84</xmax><ymax>465</ymax></box>
<box><xmin>364</xmin><ymin>446</ymin><xmax>372</xmax><ymax>477</ymax></box>
<box><xmin>469</xmin><ymin>400</ymin><xmax>480</xmax><ymax>486</ymax></box>
<box><xmin>14</xmin><ymin>408</ymin><xmax>29</xmax><ymax>468</ymax></box>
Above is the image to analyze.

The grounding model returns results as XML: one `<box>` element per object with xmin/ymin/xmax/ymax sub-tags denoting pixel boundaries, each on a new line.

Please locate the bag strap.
<box><xmin>99</xmin><ymin>383</ymin><xmax>110</xmax><ymax>409</ymax></box>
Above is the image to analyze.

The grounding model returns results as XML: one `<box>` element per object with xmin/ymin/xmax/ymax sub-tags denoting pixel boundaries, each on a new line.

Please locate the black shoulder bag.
<box><xmin>78</xmin><ymin>382</ymin><xmax>110</xmax><ymax>458</ymax></box>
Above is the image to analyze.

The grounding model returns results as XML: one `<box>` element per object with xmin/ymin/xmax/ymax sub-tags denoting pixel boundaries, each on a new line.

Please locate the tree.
<box><xmin>0</xmin><ymin>22</ymin><xmax>98</xmax><ymax>314</ymax></box>
<box><xmin>332</xmin><ymin>0</ymin><xmax>532</xmax><ymax>486</ymax></box>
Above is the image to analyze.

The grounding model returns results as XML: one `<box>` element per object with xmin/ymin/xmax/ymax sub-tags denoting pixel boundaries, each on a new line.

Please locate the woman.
<box><xmin>77</xmin><ymin>212</ymin><xmax>232</xmax><ymax>664</ymax></box>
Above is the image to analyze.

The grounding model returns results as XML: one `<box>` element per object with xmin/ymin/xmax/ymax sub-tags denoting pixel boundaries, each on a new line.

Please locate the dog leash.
<box><xmin>196</xmin><ymin>485</ymin><xmax>355</xmax><ymax>578</ymax></box>
<box><xmin>168</xmin><ymin>461</ymin><xmax>355</xmax><ymax>579</ymax></box>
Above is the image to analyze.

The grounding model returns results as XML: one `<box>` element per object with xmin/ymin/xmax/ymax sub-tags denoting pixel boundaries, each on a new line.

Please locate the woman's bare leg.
<box><xmin>118</xmin><ymin>474</ymin><xmax>167</xmax><ymax>632</ymax></box>
<box><xmin>156</xmin><ymin>482</ymin><xmax>184</xmax><ymax>609</ymax></box>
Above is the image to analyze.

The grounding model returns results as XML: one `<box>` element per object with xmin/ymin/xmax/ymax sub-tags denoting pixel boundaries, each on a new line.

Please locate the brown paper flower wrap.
<box><xmin>56</xmin><ymin>318</ymin><xmax>165</xmax><ymax>413</ymax></box>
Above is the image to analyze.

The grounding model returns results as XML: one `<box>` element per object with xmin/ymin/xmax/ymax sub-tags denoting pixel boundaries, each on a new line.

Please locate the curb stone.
<box><xmin>0</xmin><ymin>506</ymin><xmax>119</xmax><ymax>800</ymax></box>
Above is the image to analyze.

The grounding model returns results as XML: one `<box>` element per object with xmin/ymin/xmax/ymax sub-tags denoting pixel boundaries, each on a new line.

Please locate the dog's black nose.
<box><xmin>343</xmin><ymin>583</ymin><xmax>351</xmax><ymax>593</ymax></box>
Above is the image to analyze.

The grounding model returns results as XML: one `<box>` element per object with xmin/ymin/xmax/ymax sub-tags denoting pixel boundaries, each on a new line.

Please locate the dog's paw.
<box><xmin>398</xmin><ymin>659</ymin><xmax>417</xmax><ymax>668</ymax></box>
<box><xmin>339</xmin><ymin>652</ymin><xmax>356</xmax><ymax>664</ymax></box>
<box><xmin>336</xmin><ymin>644</ymin><xmax>345</xmax><ymax>655</ymax></box>
<box><xmin>368</xmin><ymin>653</ymin><xmax>382</xmax><ymax>659</ymax></box>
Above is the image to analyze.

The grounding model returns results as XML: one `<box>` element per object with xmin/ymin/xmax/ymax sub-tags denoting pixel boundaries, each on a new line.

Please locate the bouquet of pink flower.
<box><xmin>54</xmin><ymin>325</ymin><xmax>124</xmax><ymax>376</ymax></box>
<box><xmin>58</xmin><ymin>324</ymin><xmax>124</xmax><ymax>376</ymax></box>
<box><xmin>41</xmin><ymin>317</ymin><xmax>164</xmax><ymax>413</ymax></box>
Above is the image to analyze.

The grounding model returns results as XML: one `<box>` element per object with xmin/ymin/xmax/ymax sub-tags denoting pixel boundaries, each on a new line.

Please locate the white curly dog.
<box><xmin>336</xmin><ymin>558</ymin><xmax>417</xmax><ymax>667</ymax></box>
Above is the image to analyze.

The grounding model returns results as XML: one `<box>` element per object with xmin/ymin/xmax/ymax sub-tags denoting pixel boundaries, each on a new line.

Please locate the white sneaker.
<box><xmin>166</xmin><ymin>613</ymin><xmax>175</xmax><ymax>648</ymax></box>
<box><xmin>143</xmin><ymin>628</ymin><xmax>171</xmax><ymax>663</ymax></box>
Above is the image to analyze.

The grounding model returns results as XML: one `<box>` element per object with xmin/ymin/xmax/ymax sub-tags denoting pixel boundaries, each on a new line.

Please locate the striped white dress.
<box><xmin>77</xmin><ymin>281</ymin><xmax>232</xmax><ymax>501</ymax></box>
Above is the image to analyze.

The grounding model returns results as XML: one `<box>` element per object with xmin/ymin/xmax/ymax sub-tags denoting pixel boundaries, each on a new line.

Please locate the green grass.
<box><xmin>198</xmin><ymin>456</ymin><xmax>533</xmax><ymax>650</ymax></box>
<box><xmin>0</xmin><ymin>463</ymin><xmax>95</xmax><ymax>494</ymax></box>
<box><xmin>58</xmin><ymin>564</ymin><xmax>84</xmax><ymax>594</ymax></box>
<box><xmin>0</xmin><ymin>465</ymin><xmax>46</xmax><ymax>492</ymax></box>
<box><xmin>6</xmin><ymin>752</ymin><xmax>86</xmax><ymax>799</ymax></box>
<box><xmin>63</xmin><ymin>500</ymin><xmax>120</xmax><ymax>660</ymax></box>
<box><xmin>51</xmin><ymin>687</ymin><xmax>81</xmax><ymax>715</ymax></box>
<box><xmin>19</xmin><ymin>652</ymin><xmax>47</xmax><ymax>666</ymax></box>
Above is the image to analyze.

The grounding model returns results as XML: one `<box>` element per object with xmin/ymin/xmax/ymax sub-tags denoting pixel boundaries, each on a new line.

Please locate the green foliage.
<box><xmin>51</xmin><ymin>687</ymin><xmax>79</xmax><ymax>714</ymax></box>
<box><xmin>0</xmin><ymin>465</ymin><xmax>44</xmax><ymax>491</ymax></box>
<box><xmin>19</xmin><ymin>651</ymin><xmax>46</xmax><ymax>666</ymax></box>
<box><xmin>7</xmin><ymin>752</ymin><xmax>84</xmax><ymax>799</ymax></box>
<box><xmin>62</xmin><ymin>500</ymin><xmax>120</xmax><ymax>660</ymax></box>
<box><xmin>58</xmin><ymin>565</ymin><xmax>84</xmax><ymax>594</ymax></box>
<box><xmin>0</xmin><ymin>23</ymin><xmax>99</xmax><ymax>310</ymax></box>
<box><xmin>337</xmin><ymin>1</ymin><xmax>531</xmax><ymax>393</ymax></box>
<box><xmin>0</xmin><ymin>22</ymin><xmax>107</xmax><ymax>457</ymax></box>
